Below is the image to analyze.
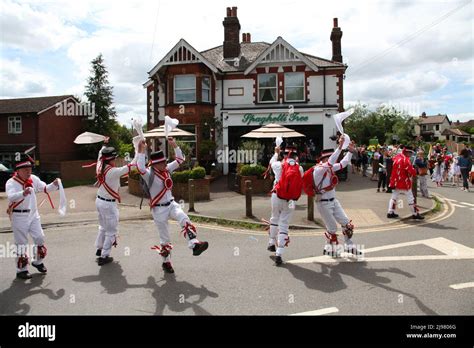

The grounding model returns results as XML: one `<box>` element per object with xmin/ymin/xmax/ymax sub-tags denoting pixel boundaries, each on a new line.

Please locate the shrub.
<box><xmin>239</xmin><ymin>164</ymin><xmax>267</xmax><ymax>177</ymax></box>
<box><xmin>172</xmin><ymin>170</ymin><xmax>191</xmax><ymax>183</ymax></box>
<box><xmin>190</xmin><ymin>166</ymin><xmax>206</xmax><ymax>179</ymax></box>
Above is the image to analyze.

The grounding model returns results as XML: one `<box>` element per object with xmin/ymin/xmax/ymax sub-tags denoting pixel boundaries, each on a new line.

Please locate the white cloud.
<box><xmin>0</xmin><ymin>58</ymin><xmax>53</xmax><ymax>97</ymax></box>
<box><xmin>0</xmin><ymin>0</ymin><xmax>85</xmax><ymax>52</ymax></box>
<box><xmin>450</xmin><ymin>112</ymin><xmax>474</xmax><ymax>123</ymax></box>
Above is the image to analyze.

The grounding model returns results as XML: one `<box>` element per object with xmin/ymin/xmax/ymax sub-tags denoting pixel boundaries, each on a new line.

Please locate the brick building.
<box><xmin>144</xmin><ymin>6</ymin><xmax>348</xmax><ymax>174</ymax></box>
<box><xmin>0</xmin><ymin>95</ymin><xmax>88</xmax><ymax>171</ymax></box>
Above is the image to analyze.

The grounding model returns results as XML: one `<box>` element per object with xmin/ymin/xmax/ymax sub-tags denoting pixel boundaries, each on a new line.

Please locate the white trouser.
<box><xmin>11</xmin><ymin>213</ymin><xmax>45</xmax><ymax>272</ymax></box>
<box><xmin>268</xmin><ymin>193</ymin><xmax>294</xmax><ymax>256</ymax></box>
<box><xmin>151</xmin><ymin>200</ymin><xmax>199</xmax><ymax>262</ymax></box>
<box><xmin>387</xmin><ymin>189</ymin><xmax>418</xmax><ymax>215</ymax></box>
<box><xmin>316</xmin><ymin>199</ymin><xmax>350</xmax><ymax>234</ymax></box>
<box><xmin>95</xmin><ymin>198</ymin><xmax>119</xmax><ymax>258</ymax></box>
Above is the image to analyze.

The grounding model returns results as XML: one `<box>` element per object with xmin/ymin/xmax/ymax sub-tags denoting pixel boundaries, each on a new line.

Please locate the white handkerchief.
<box><xmin>164</xmin><ymin>115</ymin><xmax>179</xmax><ymax>138</ymax></box>
<box><xmin>276</xmin><ymin>136</ymin><xmax>283</xmax><ymax>147</ymax></box>
<box><xmin>334</xmin><ymin>109</ymin><xmax>354</xmax><ymax>134</ymax></box>
<box><xmin>58</xmin><ymin>179</ymin><xmax>67</xmax><ymax>216</ymax></box>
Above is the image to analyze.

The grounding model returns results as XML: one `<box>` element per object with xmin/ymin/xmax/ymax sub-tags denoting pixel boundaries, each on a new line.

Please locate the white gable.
<box><xmin>244</xmin><ymin>37</ymin><xmax>319</xmax><ymax>75</ymax></box>
<box><xmin>148</xmin><ymin>39</ymin><xmax>218</xmax><ymax>76</ymax></box>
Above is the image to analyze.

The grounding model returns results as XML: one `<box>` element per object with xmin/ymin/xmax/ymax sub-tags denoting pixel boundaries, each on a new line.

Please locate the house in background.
<box><xmin>143</xmin><ymin>6</ymin><xmax>348</xmax><ymax>174</ymax></box>
<box><xmin>0</xmin><ymin>95</ymin><xmax>88</xmax><ymax>172</ymax></box>
<box><xmin>415</xmin><ymin>112</ymin><xmax>452</xmax><ymax>141</ymax></box>
<box><xmin>442</xmin><ymin>128</ymin><xmax>471</xmax><ymax>143</ymax></box>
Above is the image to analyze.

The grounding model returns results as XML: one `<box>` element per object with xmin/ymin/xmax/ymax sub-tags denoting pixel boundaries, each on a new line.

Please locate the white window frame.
<box><xmin>284</xmin><ymin>72</ymin><xmax>305</xmax><ymax>102</ymax></box>
<box><xmin>174</xmin><ymin>75</ymin><xmax>196</xmax><ymax>104</ymax></box>
<box><xmin>258</xmin><ymin>73</ymin><xmax>278</xmax><ymax>103</ymax></box>
<box><xmin>201</xmin><ymin>76</ymin><xmax>211</xmax><ymax>103</ymax></box>
<box><xmin>8</xmin><ymin>116</ymin><xmax>22</xmax><ymax>134</ymax></box>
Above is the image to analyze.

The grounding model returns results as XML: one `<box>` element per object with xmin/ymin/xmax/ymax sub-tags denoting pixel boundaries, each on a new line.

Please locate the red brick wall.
<box><xmin>0</xmin><ymin>113</ymin><xmax>38</xmax><ymax>145</ymax></box>
<box><xmin>37</xmin><ymin>101</ymin><xmax>87</xmax><ymax>170</ymax></box>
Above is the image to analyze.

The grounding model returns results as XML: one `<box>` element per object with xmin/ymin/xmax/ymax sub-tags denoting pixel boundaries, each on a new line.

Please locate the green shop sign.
<box><xmin>242</xmin><ymin>113</ymin><xmax>309</xmax><ymax>125</ymax></box>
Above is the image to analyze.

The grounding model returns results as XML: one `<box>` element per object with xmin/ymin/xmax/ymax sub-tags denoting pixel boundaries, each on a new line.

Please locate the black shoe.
<box><xmin>412</xmin><ymin>214</ymin><xmax>425</xmax><ymax>220</ymax></box>
<box><xmin>193</xmin><ymin>242</ymin><xmax>209</xmax><ymax>256</ymax></box>
<box><xmin>345</xmin><ymin>245</ymin><xmax>363</xmax><ymax>256</ymax></box>
<box><xmin>275</xmin><ymin>256</ymin><xmax>283</xmax><ymax>266</ymax></box>
<box><xmin>96</xmin><ymin>249</ymin><xmax>102</xmax><ymax>257</ymax></box>
<box><xmin>267</xmin><ymin>244</ymin><xmax>276</xmax><ymax>252</ymax></box>
<box><xmin>162</xmin><ymin>262</ymin><xmax>175</xmax><ymax>273</ymax></box>
<box><xmin>31</xmin><ymin>263</ymin><xmax>47</xmax><ymax>273</ymax></box>
<box><xmin>387</xmin><ymin>212</ymin><xmax>399</xmax><ymax>219</ymax></box>
<box><xmin>98</xmin><ymin>256</ymin><xmax>113</xmax><ymax>266</ymax></box>
<box><xmin>16</xmin><ymin>271</ymin><xmax>32</xmax><ymax>280</ymax></box>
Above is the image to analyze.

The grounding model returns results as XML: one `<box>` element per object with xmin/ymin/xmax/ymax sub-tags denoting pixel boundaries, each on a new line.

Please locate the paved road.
<box><xmin>0</xmin><ymin>181</ymin><xmax>472</xmax><ymax>315</ymax></box>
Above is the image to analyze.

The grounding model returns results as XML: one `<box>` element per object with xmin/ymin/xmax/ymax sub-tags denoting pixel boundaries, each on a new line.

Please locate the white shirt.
<box><xmin>136</xmin><ymin>147</ymin><xmax>184</xmax><ymax>205</ymax></box>
<box><xmin>313</xmin><ymin>148</ymin><xmax>352</xmax><ymax>200</ymax></box>
<box><xmin>6</xmin><ymin>174</ymin><xmax>57</xmax><ymax>211</ymax></box>
<box><xmin>96</xmin><ymin>146</ymin><xmax>131</xmax><ymax>200</ymax></box>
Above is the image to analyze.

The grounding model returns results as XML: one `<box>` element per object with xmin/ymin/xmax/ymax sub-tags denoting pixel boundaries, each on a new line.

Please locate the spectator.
<box><xmin>360</xmin><ymin>148</ymin><xmax>369</xmax><ymax>177</ymax></box>
<box><xmin>385</xmin><ymin>150</ymin><xmax>394</xmax><ymax>193</ymax></box>
<box><xmin>458</xmin><ymin>149</ymin><xmax>472</xmax><ymax>192</ymax></box>
<box><xmin>371</xmin><ymin>147</ymin><xmax>381</xmax><ymax>181</ymax></box>
<box><xmin>415</xmin><ymin>151</ymin><xmax>429</xmax><ymax>198</ymax></box>
<box><xmin>350</xmin><ymin>141</ymin><xmax>359</xmax><ymax>174</ymax></box>
<box><xmin>377</xmin><ymin>150</ymin><xmax>387</xmax><ymax>192</ymax></box>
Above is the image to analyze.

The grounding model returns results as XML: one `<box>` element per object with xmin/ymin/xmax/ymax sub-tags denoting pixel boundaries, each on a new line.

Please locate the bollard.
<box><xmin>307</xmin><ymin>194</ymin><xmax>314</xmax><ymax>221</ymax></box>
<box><xmin>245</xmin><ymin>180</ymin><xmax>253</xmax><ymax>217</ymax></box>
<box><xmin>188</xmin><ymin>179</ymin><xmax>195</xmax><ymax>212</ymax></box>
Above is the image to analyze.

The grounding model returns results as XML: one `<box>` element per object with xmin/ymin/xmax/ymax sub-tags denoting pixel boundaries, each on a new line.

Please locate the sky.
<box><xmin>1</xmin><ymin>0</ymin><xmax>473</xmax><ymax>126</ymax></box>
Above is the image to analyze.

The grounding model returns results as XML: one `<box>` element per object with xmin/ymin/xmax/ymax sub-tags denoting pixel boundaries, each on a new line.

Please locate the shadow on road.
<box><xmin>72</xmin><ymin>261</ymin><xmax>219</xmax><ymax>315</ymax></box>
<box><xmin>284</xmin><ymin>261</ymin><xmax>437</xmax><ymax>315</ymax></box>
<box><xmin>0</xmin><ymin>274</ymin><xmax>65</xmax><ymax>315</ymax></box>
<box><xmin>145</xmin><ymin>274</ymin><xmax>219</xmax><ymax>315</ymax></box>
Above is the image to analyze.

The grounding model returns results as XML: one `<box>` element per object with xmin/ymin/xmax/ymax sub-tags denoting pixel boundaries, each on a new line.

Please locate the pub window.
<box><xmin>284</xmin><ymin>72</ymin><xmax>305</xmax><ymax>102</ymax></box>
<box><xmin>258</xmin><ymin>73</ymin><xmax>277</xmax><ymax>102</ymax></box>
<box><xmin>174</xmin><ymin>75</ymin><xmax>196</xmax><ymax>103</ymax></box>
<box><xmin>8</xmin><ymin>116</ymin><xmax>22</xmax><ymax>134</ymax></box>
<box><xmin>202</xmin><ymin>76</ymin><xmax>211</xmax><ymax>103</ymax></box>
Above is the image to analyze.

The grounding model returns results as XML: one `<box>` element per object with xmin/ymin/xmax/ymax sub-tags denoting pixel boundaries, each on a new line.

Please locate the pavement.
<box><xmin>0</xmin><ymin>178</ymin><xmax>472</xmax><ymax>315</ymax></box>
<box><xmin>0</xmin><ymin>167</ymin><xmax>434</xmax><ymax>232</ymax></box>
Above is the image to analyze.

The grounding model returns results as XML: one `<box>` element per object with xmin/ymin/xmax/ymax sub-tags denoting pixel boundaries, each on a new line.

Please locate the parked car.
<box><xmin>0</xmin><ymin>160</ymin><xmax>14</xmax><ymax>191</ymax></box>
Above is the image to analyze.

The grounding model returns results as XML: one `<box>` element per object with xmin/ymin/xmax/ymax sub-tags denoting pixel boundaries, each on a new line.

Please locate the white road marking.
<box><xmin>460</xmin><ymin>202</ymin><xmax>474</xmax><ymax>207</ymax></box>
<box><xmin>291</xmin><ymin>307</ymin><xmax>339</xmax><ymax>315</ymax></box>
<box><xmin>451</xmin><ymin>204</ymin><xmax>466</xmax><ymax>208</ymax></box>
<box><xmin>287</xmin><ymin>237</ymin><xmax>474</xmax><ymax>264</ymax></box>
<box><xmin>449</xmin><ymin>282</ymin><xmax>474</xmax><ymax>290</ymax></box>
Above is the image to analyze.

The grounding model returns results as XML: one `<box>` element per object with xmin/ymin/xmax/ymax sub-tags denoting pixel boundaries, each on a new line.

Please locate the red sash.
<box><xmin>150</xmin><ymin>169</ymin><xmax>173</xmax><ymax>207</ymax></box>
<box><xmin>98</xmin><ymin>165</ymin><xmax>121</xmax><ymax>202</ymax></box>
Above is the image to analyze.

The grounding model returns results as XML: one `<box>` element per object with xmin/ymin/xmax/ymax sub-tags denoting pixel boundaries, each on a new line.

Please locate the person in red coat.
<box><xmin>387</xmin><ymin>146</ymin><xmax>424</xmax><ymax>220</ymax></box>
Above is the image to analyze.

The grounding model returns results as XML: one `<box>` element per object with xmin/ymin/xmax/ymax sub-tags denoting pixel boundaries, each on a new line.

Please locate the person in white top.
<box><xmin>94</xmin><ymin>137</ymin><xmax>135</xmax><ymax>266</ymax></box>
<box><xmin>5</xmin><ymin>154</ymin><xmax>59</xmax><ymax>279</ymax></box>
<box><xmin>313</xmin><ymin>138</ymin><xmax>362</xmax><ymax>257</ymax></box>
<box><xmin>136</xmin><ymin>138</ymin><xmax>208</xmax><ymax>274</ymax></box>
<box><xmin>267</xmin><ymin>146</ymin><xmax>304</xmax><ymax>265</ymax></box>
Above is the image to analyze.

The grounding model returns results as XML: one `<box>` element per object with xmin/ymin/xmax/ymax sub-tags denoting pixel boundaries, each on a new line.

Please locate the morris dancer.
<box><xmin>136</xmin><ymin>138</ymin><xmax>208</xmax><ymax>274</ymax></box>
<box><xmin>5</xmin><ymin>154</ymin><xmax>59</xmax><ymax>279</ymax></box>
<box><xmin>304</xmin><ymin>137</ymin><xmax>362</xmax><ymax>257</ymax></box>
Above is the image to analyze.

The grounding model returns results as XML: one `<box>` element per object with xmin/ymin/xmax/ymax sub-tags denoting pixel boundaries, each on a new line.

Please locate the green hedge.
<box><xmin>172</xmin><ymin>166</ymin><xmax>206</xmax><ymax>183</ymax></box>
<box><xmin>239</xmin><ymin>164</ymin><xmax>267</xmax><ymax>177</ymax></box>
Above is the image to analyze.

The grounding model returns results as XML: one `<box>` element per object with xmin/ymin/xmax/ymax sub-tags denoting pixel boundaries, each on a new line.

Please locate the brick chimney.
<box><xmin>330</xmin><ymin>18</ymin><xmax>343</xmax><ymax>63</ymax></box>
<box><xmin>223</xmin><ymin>6</ymin><xmax>241</xmax><ymax>58</ymax></box>
<box><xmin>242</xmin><ymin>33</ymin><xmax>251</xmax><ymax>43</ymax></box>
<box><xmin>421</xmin><ymin>112</ymin><xmax>427</xmax><ymax>118</ymax></box>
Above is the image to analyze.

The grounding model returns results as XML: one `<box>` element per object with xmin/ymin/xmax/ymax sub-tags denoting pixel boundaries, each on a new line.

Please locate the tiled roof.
<box><xmin>200</xmin><ymin>42</ymin><xmax>345</xmax><ymax>73</ymax></box>
<box><xmin>418</xmin><ymin>115</ymin><xmax>449</xmax><ymax>124</ymax></box>
<box><xmin>0</xmin><ymin>95</ymin><xmax>74</xmax><ymax>114</ymax></box>
<box><xmin>442</xmin><ymin>128</ymin><xmax>471</xmax><ymax>136</ymax></box>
